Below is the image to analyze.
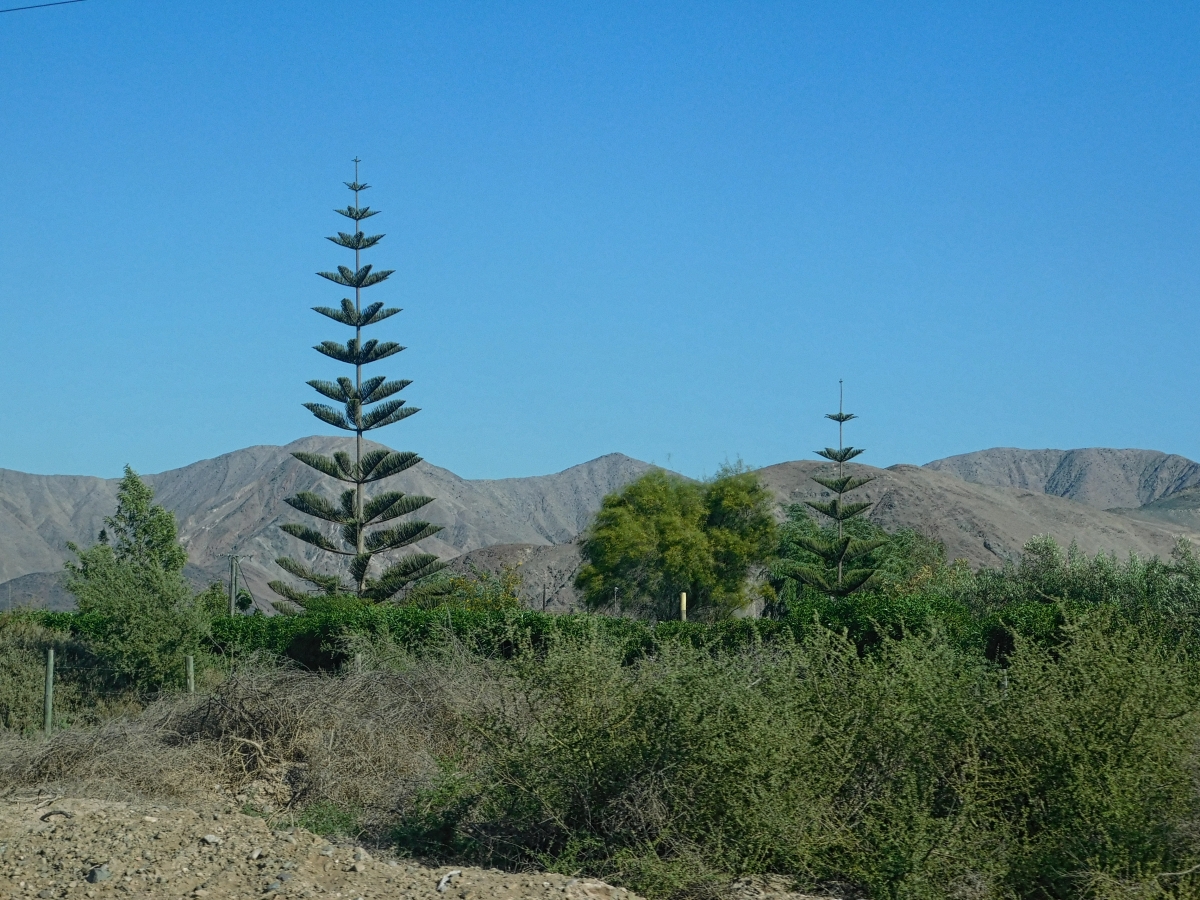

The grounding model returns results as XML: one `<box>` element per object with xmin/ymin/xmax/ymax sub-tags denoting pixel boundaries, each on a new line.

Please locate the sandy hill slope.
<box><xmin>0</xmin><ymin>571</ymin><xmax>76</xmax><ymax>612</ymax></box>
<box><xmin>756</xmin><ymin>461</ymin><xmax>1197</xmax><ymax>567</ymax></box>
<box><xmin>0</xmin><ymin>439</ymin><xmax>653</xmax><ymax>610</ymax></box>
<box><xmin>924</xmin><ymin>447</ymin><xmax>1200</xmax><ymax>510</ymax></box>
<box><xmin>449</xmin><ymin>460</ymin><xmax>1200</xmax><ymax>611</ymax></box>
<box><xmin>0</xmin><ymin>469</ymin><xmax>120</xmax><ymax>585</ymax></box>
<box><xmin>1111</xmin><ymin>485</ymin><xmax>1200</xmax><ymax>534</ymax></box>
<box><xmin>448</xmin><ymin>541</ymin><xmax>588</xmax><ymax>611</ymax></box>
<box><xmin>5</xmin><ymin>442</ymin><xmax>1200</xmax><ymax>613</ymax></box>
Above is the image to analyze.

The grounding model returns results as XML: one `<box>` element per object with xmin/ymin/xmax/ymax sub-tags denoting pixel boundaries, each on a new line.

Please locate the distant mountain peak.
<box><xmin>5</xmin><ymin>440</ymin><xmax>1200</xmax><ymax>614</ymax></box>
<box><xmin>924</xmin><ymin>447</ymin><xmax>1200</xmax><ymax>510</ymax></box>
<box><xmin>0</xmin><ymin>439</ymin><xmax>657</xmax><ymax>612</ymax></box>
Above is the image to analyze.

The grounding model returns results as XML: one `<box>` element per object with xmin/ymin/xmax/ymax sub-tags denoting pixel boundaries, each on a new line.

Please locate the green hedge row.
<box><xmin>30</xmin><ymin>596</ymin><xmax>1070</xmax><ymax>671</ymax></box>
<box><xmin>29</xmin><ymin>606</ymin><xmax>822</xmax><ymax>669</ymax></box>
<box><xmin>206</xmin><ymin>607</ymin><xmax>811</xmax><ymax>669</ymax></box>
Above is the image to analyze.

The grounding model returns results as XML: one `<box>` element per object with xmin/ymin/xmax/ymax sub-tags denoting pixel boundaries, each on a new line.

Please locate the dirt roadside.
<box><xmin>0</xmin><ymin>797</ymin><xmax>635</xmax><ymax>900</ymax></box>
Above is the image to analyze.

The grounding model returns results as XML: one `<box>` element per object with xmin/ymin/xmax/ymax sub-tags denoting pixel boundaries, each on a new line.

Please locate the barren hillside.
<box><xmin>0</xmin><ymin>440</ymin><xmax>653</xmax><ymax>610</ymax></box>
<box><xmin>1111</xmin><ymin>485</ymin><xmax>1200</xmax><ymax>534</ymax></box>
<box><xmin>758</xmin><ymin>461</ymin><xmax>1197</xmax><ymax>567</ymax></box>
<box><xmin>924</xmin><ymin>447</ymin><xmax>1200</xmax><ymax>509</ymax></box>
<box><xmin>5</xmin><ymin>443</ymin><xmax>1200</xmax><ymax>613</ymax></box>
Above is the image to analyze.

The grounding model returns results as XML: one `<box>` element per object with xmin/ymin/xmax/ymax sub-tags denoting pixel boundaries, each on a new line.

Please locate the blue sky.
<box><xmin>2</xmin><ymin>1</ymin><xmax>1198</xmax><ymax>480</ymax></box>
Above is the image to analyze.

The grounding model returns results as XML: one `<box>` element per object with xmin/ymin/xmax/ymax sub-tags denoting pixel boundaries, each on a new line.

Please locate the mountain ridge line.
<box><xmin>3</xmin><ymin>441</ymin><xmax>1199</xmax><ymax>612</ymax></box>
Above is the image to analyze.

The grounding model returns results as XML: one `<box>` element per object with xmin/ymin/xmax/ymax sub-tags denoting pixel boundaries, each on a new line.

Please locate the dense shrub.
<box><xmin>774</xmin><ymin>523</ymin><xmax>1200</xmax><ymax>660</ymax></box>
<box><xmin>11</xmin><ymin>520</ymin><xmax>1200</xmax><ymax>899</ymax></box>
<box><xmin>382</xmin><ymin>616</ymin><xmax>1200</xmax><ymax>900</ymax></box>
<box><xmin>204</xmin><ymin>606</ymin><xmax>795</xmax><ymax>671</ymax></box>
<box><xmin>63</xmin><ymin>548</ymin><xmax>214</xmax><ymax>691</ymax></box>
<box><xmin>9</xmin><ymin>601</ymin><xmax>1200</xmax><ymax>898</ymax></box>
<box><xmin>0</xmin><ymin>613</ymin><xmax>141</xmax><ymax>731</ymax></box>
<box><xmin>399</xmin><ymin>565</ymin><xmax>524</xmax><ymax>611</ymax></box>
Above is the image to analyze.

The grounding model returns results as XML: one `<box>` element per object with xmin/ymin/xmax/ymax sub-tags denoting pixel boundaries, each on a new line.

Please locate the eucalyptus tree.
<box><xmin>271</xmin><ymin>166</ymin><xmax>444</xmax><ymax>606</ymax></box>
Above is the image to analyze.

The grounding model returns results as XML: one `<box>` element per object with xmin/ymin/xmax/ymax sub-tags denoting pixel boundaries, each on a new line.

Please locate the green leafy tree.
<box><xmin>64</xmin><ymin>467</ymin><xmax>210</xmax><ymax>691</ymax></box>
<box><xmin>101</xmin><ymin>465</ymin><xmax>187</xmax><ymax>574</ymax></box>
<box><xmin>576</xmin><ymin>464</ymin><xmax>776</xmax><ymax>620</ymax></box>
<box><xmin>273</xmin><ymin>165</ymin><xmax>445</xmax><ymax>607</ymax></box>
<box><xmin>778</xmin><ymin>383</ymin><xmax>885</xmax><ymax>597</ymax></box>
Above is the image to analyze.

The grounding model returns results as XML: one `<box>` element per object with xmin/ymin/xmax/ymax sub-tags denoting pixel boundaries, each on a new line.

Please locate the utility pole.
<box><xmin>225</xmin><ymin>554</ymin><xmax>247</xmax><ymax>615</ymax></box>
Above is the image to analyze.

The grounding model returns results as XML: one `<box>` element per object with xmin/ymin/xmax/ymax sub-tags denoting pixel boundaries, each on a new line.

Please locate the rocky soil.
<box><xmin>0</xmin><ymin>797</ymin><xmax>636</xmax><ymax>900</ymax></box>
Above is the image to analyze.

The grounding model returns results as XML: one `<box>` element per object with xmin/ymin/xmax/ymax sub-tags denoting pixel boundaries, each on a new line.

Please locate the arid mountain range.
<box><xmin>924</xmin><ymin>447</ymin><xmax>1200</xmax><ymax>509</ymax></box>
<box><xmin>2</xmin><ymin>440</ymin><xmax>1198</xmax><ymax>612</ymax></box>
<box><xmin>0</xmin><ymin>438</ymin><xmax>653</xmax><ymax>611</ymax></box>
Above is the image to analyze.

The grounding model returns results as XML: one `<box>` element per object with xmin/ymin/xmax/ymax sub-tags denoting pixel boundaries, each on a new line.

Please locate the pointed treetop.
<box><xmin>346</xmin><ymin>157</ymin><xmax>368</xmax><ymax>192</ymax></box>
<box><xmin>789</xmin><ymin>380</ymin><xmax>880</xmax><ymax>596</ymax></box>
<box><xmin>825</xmin><ymin>379</ymin><xmax>856</xmax><ymax>424</ymax></box>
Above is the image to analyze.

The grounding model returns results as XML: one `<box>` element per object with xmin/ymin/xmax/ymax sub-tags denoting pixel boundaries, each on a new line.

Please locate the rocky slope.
<box><xmin>5</xmin><ymin>443</ymin><xmax>1200</xmax><ymax>613</ymax></box>
<box><xmin>924</xmin><ymin>447</ymin><xmax>1200</xmax><ymax>509</ymax></box>
<box><xmin>1110</xmin><ymin>485</ymin><xmax>1200</xmax><ymax>534</ymax></box>
<box><xmin>0</xmin><ymin>572</ymin><xmax>78</xmax><ymax>613</ymax></box>
<box><xmin>447</xmin><ymin>542</ymin><xmax>586</xmax><ymax>612</ymax></box>
<box><xmin>758</xmin><ymin>461</ymin><xmax>1197</xmax><ymax>567</ymax></box>
<box><xmin>0</xmin><ymin>440</ymin><xmax>653</xmax><ymax>611</ymax></box>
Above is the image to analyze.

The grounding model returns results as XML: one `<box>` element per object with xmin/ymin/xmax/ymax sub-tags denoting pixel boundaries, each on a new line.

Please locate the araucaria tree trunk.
<box><xmin>271</xmin><ymin>166</ymin><xmax>445</xmax><ymax>606</ymax></box>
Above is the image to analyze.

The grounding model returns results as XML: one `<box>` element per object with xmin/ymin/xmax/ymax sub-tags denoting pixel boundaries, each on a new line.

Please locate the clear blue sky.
<box><xmin>2</xmin><ymin>1</ymin><xmax>1198</xmax><ymax>480</ymax></box>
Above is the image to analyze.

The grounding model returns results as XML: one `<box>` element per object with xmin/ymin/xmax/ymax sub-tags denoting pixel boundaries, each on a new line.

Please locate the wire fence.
<box><xmin>24</xmin><ymin>648</ymin><xmax>200</xmax><ymax>737</ymax></box>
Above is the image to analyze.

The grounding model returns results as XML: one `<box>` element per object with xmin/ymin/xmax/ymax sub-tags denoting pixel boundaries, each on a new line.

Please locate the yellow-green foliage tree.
<box><xmin>576</xmin><ymin>464</ymin><xmax>776</xmax><ymax>620</ymax></box>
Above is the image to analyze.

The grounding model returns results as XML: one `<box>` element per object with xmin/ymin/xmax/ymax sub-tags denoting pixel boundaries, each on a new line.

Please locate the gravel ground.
<box><xmin>0</xmin><ymin>797</ymin><xmax>636</xmax><ymax>900</ymax></box>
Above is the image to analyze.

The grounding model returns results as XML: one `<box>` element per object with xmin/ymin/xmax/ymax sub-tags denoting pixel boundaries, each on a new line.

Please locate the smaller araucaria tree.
<box><xmin>272</xmin><ymin>164</ymin><xmax>445</xmax><ymax>607</ymax></box>
<box><xmin>781</xmin><ymin>382</ymin><xmax>885</xmax><ymax>597</ymax></box>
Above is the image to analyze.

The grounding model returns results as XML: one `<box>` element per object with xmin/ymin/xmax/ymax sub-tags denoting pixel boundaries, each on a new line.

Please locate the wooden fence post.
<box><xmin>680</xmin><ymin>592</ymin><xmax>687</xmax><ymax>622</ymax></box>
<box><xmin>186</xmin><ymin>655</ymin><xmax>195</xmax><ymax>694</ymax></box>
<box><xmin>43</xmin><ymin>648</ymin><xmax>55</xmax><ymax>737</ymax></box>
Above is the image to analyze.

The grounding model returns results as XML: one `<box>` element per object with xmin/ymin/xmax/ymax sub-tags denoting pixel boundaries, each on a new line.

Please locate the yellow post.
<box><xmin>680</xmin><ymin>592</ymin><xmax>687</xmax><ymax>622</ymax></box>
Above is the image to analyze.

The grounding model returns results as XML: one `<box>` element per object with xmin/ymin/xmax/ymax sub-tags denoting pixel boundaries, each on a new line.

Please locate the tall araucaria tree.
<box><xmin>271</xmin><ymin>164</ymin><xmax>445</xmax><ymax>606</ymax></box>
<box><xmin>780</xmin><ymin>382</ymin><xmax>885</xmax><ymax>597</ymax></box>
